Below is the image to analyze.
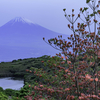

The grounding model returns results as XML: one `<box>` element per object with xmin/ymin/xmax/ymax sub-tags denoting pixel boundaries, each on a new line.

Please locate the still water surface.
<box><xmin>0</xmin><ymin>77</ymin><xmax>24</xmax><ymax>90</ymax></box>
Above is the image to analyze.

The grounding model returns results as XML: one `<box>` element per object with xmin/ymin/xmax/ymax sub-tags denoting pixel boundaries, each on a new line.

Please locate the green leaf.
<box><xmin>50</xmin><ymin>39</ymin><xmax>54</xmax><ymax>41</ymax></box>
<box><xmin>81</xmin><ymin>23</ymin><xmax>84</xmax><ymax>27</ymax></box>
<box><xmin>44</xmin><ymin>62</ymin><xmax>47</xmax><ymax>66</ymax></box>
<box><xmin>87</xmin><ymin>15</ymin><xmax>89</xmax><ymax>18</ymax></box>
<box><xmin>86</xmin><ymin>19</ymin><xmax>89</xmax><ymax>21</ymax></box>
<box><xmin>86</xmin><ymin>35</ymin><xmax>90</xmax><ymax>38</ymax></box>
<box><xmin>90</xmin><ymin>14</ymin><xmax>94</xmax><ymax>17</ymax></box>
<box><xmin>75</xmin><ymin>30</ymin><xmax>78</xmax><ymax>32</ymax></box>
<box><xmin>63</xmin><ymin>8</ymin><xmax>66</xmax><ymax>11</ymax></box>
<box><xmin>68</xmin><ymin>15</ymin><xmax>70</xmax><ymax>17</ymax></box>
<box><xmin>84</xmin><ymin>7</ymin><xmax>88</xmax><ymax>11</ymax></box>
<box><xmin>97</xmin><ymin>10</ymin><xmax>100</xmax><ymax>14</ymax></box>
<box><xmin>86</xmin><ymin>0</ymin><xmax>90</xmax><ymax>3</ymax></box>
<box><xmin>82</xmin><ymin>9</ymin><xmax>84</xmax><ymax>13</ymax></box>
<box><xmin>94</xmin><ymin>12</ymin><xmax>97</xmax><ymax>14</ymax></box>
<box><xmin>54</xmin><ymin>42</ymin><xmax>57</xmax><ymax>44</ymax></box>
<box><xmin>97</xmin><ymin>10</ymin><xmax>100</xmax><ymax>12</ymax></box>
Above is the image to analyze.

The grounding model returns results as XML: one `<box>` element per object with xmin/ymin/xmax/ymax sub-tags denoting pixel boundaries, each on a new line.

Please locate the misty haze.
<box><xmin>0</xmin><ymin>17</ymin><xmax>69</xmax><ymax>62</ymax></box>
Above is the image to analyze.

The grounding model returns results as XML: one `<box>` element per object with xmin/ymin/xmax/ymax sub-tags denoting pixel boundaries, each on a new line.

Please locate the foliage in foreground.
<box><xmin>0</xmin><ymin>92</ymin><xmax>8</xmax><ymax>100</ymax></box>
<box><xmin>24</xmin><ymin>0</ymin><xmax>100</xmax><ymax>100</ymax></box>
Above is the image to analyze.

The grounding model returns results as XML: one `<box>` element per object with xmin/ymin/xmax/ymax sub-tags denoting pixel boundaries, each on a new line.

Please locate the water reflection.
<box><xmin>0</xmin><ymin>77</ymin><xmax>24</xmax><ymax>90</ymax></box>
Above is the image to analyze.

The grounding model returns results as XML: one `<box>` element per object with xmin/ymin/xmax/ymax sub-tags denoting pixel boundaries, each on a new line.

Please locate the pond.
<box><xmin>0</xmin><ymin>77</ymin><xmax>24</xmax><ymax>90</ymax></box>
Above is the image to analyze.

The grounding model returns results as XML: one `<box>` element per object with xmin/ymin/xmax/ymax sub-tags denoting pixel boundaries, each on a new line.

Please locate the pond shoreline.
<box><xmin>0</xmin><ymin>77</ymin><xmax>24</xmax><ymax>90</ymax></box>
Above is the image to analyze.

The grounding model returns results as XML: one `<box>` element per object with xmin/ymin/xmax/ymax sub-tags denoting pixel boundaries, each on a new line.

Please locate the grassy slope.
<box><xmin>0</xmin><ymin>55</ymin><xmax>50</xmax><ymax>78</ymax></box>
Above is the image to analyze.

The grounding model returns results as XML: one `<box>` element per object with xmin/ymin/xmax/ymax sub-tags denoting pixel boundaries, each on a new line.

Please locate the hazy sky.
<box><xmin>0</xmin><ymin>0</ymin><xmax>95</xmax><ymax>35</ymax></box>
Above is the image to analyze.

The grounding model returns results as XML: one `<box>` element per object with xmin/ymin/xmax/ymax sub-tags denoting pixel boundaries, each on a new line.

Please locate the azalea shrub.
<box><xmin>25</xmin><ymin>0</ymin><xmax>100</xmax><ymax>99</ymax></box>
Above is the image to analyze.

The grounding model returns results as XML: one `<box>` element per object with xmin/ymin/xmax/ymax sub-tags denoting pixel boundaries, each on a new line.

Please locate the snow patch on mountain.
<box><xmin>9</xmin><ymin>17</ymin><xmax>36</xmax><ymax>25</ymax></box>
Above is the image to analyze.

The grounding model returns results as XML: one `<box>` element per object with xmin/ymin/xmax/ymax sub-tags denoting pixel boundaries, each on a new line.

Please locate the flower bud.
<box><xmin>72</xmin><ymin>14</ymin><xmax>74</xmax><ymax>17</ymax></box>
<box><xmin>78</xmin><ymin>14</ymin><xmax>80</xmax><ymax>17</ymax></box>
<box><xmin>80</xmin><ymin>8</ymin><xmax>82</xmax><ymax>11</ymax></box>
<box><xmin>71</xmin><ymin>26</ymin><xmax>73</xmax><ymax>29</ymax></box>
<box><xmin>68</xmin><ymin>24</ymin><xmax>70</xmax><ymax>28</ymax></box>
<box><xmin>43</xmin><ymin>37</ymin><xmax>45</xmax><ymax>40</ymax></box>
<box><xmin>97</xmin><ymin>5</ymin><xmax>99</xmax><ymax>7</ymax></box>
<box><xmin>72</xmin><ymin>9</ymin><xmax>74</xmax><ymax>12</ymax></box>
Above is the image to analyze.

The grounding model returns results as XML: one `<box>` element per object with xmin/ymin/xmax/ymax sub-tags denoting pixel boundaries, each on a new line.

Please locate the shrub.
<box><xmin>0</xmin><ymin>87</ymin><xmax>3</xmax><ymax>92</ymax></box>
<box><xmin>4</xmin><ymin>89</ymin><xmax>16</xmax><ymax>96</ymax></box>
<box><xmin>25</xmin><ymin>0</ymin><xmax>100</xmax><ymax>99</ymax></box>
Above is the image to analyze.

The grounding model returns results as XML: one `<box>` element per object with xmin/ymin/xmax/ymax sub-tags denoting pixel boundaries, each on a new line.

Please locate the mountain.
<box><xmin>0</xmin><ymin>17</ymin><xmax>70</xmax><ymax>62</ymax></box>
<box><xmin>0</xmin><ymin>17</ymin><xmax>66</xmax><ymax>38</ymax></box>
